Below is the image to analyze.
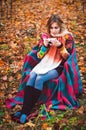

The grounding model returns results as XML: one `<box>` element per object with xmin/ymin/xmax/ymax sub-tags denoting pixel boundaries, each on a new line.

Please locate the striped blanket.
<box><xmin>6</xmin><ymin>41</ymin><xmax>83</xmax><ymax>111</ymax></box>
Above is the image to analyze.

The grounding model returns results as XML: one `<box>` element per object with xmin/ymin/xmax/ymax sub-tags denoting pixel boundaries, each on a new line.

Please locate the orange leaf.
<box><xmin>0</xmin><ymin>59</ymin><xmax>5</xmax><ymax>67</ymax></box>
<box><xmin>17</xmin><ymin>74</ymin><xmax>22</xmax><ymax>80</ymax></box>
<box><xmin>80</xmin><ymin>67</ymin><xmax>86</xmax><ymax>72</ymax></box>
<box><xmin>42</xmin><ymin>123</ymin><xmax>48</xmax><ymax>130</ymax></box>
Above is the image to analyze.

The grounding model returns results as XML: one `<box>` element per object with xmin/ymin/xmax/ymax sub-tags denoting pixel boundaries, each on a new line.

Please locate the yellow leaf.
<box><xmin>24</xmin><ymin>36</ymin><xmax>29</xmax><ymax>42</ymax></box>
<box><xmin>46</xmin><ymin>127</ymin><xmax>52</xmax><ymax>130</ymax></box>
<box><xmin>25</xmin><ymin>120</ymin><xmax>35</xmax><ymax>127</ymax></box>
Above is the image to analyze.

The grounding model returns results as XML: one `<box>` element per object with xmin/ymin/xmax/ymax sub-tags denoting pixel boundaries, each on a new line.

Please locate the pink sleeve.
<box><xmin>38</xmin><ymin>33</ymin><xmax>50</xmax><ymax>47</ymax></box>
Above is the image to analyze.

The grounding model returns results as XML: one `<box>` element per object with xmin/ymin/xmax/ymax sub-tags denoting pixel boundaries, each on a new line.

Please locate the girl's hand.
<box><xmin>44</xmin><ymin>38</ymin><xmax>61</xmax><ymax>47</ymax></box>
<box><xmin>51</xmin><ymin>38</ymin><xmax>61</xmax><ymax>47</ymax></box>
<box><xmin>47</xmin><ymin>38</ymin><xmax>61</xmax><ymax>47</ymax></box>
<box><xmin>43</xmin><ymin>38</ymin><xmax>49</xmax><ymax>47</ymax></box>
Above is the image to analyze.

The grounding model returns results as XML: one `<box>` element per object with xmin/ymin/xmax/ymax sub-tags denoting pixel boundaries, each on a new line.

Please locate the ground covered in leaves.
<box><xmin>0</xmin><ymin>0</ymin><xmax>86</xmax><ymax>130</ymax></box>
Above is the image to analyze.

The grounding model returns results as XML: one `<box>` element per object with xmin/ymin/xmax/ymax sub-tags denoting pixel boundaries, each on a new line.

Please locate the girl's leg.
<box><xmin>13</xmin><ymin>70</ymin><xmax>58</xmax><ymax>123</ymax></box>
<box><xmin>12</xmin><ymin>72</ymin><xmax>37</xmax><ymax>119</ymax></box>
<box><xmin>19</xmin><ymin>72</ymin><xmax>41</xmax><ymax>124</ymax></box>
<box><xmin>20</xmin><ymin>86</ymin><xmax>41</xmax><ymax>123</ymax></box>
<box><xmin>20</xmin><ymin>70</ymin><xmax>58</xmax><ymax>123</ymax></box>
<box><xmin>34</xmin><ymin>69</ymin><xmax>58</xmax><ymax>90</ymax></box>
<box><xmin>26</xmin><ymin>72</ymin><xmax>37</xmax><ymax>87</ymax></box>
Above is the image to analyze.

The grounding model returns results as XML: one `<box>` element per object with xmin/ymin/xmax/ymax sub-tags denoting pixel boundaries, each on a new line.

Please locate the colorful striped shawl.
<box><xmin>6</xmin><ymin>35</ymin><xmax>83</xmax><ymax>112</ymax></box>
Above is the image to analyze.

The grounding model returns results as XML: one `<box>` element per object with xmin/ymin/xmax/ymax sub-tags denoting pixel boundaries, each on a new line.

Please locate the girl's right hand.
<box><xmin>43</xmin><ymin>38</ymin><xmax>49</xmax><ymax>47</ymax></box>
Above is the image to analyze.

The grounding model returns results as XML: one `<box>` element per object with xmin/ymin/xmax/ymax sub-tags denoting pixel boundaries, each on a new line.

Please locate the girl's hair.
<box><xmin>47</xmin><ymin>14</ymin><xmax>66</xmax><ymax>34</ymax></box>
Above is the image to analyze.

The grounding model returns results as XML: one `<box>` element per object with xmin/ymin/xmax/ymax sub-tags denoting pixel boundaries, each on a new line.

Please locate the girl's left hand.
<box><xmin>50</xmin><ymin>38</ymin><xmax>61</xmax><ymax>47</ymax></box>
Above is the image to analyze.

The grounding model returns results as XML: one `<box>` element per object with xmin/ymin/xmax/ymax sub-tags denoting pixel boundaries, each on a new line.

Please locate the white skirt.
<box><xmin>31</xmin><ymin>55</ymin><xmax>62</xmax><ymax>74</ymax></box>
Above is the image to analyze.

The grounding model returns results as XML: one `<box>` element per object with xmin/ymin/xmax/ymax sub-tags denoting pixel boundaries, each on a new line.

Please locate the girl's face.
<box><xmin>50</xmin><ymin>22</ymin><xmax>61</xmax><ymax>37</ymax></box>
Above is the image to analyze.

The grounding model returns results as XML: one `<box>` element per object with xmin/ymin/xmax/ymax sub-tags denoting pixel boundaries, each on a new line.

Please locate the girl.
<box><xmin>7</xmin><ymin>14</ymin><xmax>83</xmax><ymax>123</ymax></box>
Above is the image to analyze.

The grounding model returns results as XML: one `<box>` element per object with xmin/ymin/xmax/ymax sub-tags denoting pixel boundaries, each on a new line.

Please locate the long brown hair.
<box><xmin>47</xmin><ymin>14</ymin><xmax>66</xmax><ymax>34</ymax></box>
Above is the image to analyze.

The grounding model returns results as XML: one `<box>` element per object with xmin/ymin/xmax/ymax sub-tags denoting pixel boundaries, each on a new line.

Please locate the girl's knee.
<box><xmin>29</xmin><ymin>72</ymin><xmax>37</xmax><ymax>80</ymax></box>
<box><xmin>27</xmin><ymin>72</ymin><xmax>37</xmax><ymax>86</ymax></box>
<box><xmin>36</xmin><ymin>75</ymin><xmax>43</xmax><ymax>82</ymax></box>
<box><xmin>35</xmin><ymin>75</ymin><xmax>43</xmax><ymax>90</ymax></box>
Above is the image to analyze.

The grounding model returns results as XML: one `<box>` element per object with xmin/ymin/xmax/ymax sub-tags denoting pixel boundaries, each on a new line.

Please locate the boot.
<box><xmin>20</xmin><ymin>86</ymin><xmax>41</xmax><ymax>123</ymax></box>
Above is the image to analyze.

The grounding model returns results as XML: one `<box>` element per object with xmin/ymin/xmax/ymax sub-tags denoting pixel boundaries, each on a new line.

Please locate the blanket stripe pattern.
<box><xmin>6</xmin><ymin>41</ymin><xmax>83</xmax><ymax>111</ymax></box>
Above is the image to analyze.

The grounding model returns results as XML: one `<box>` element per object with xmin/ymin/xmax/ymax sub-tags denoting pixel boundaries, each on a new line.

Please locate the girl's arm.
<box><xmin>58</xmin><ymin>34</ymin><xmax>73</xmax><ymax>60</ymax></box>
<box><xmin>37</xmin><ymin>33</ymin><xmax>50</xmax><ymax>59</ymax></box>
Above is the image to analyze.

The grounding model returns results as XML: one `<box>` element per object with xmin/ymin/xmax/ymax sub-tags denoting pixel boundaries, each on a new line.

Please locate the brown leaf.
<box><xmin>8</xmin><ymin>94</ymin><xmax>13</xmax><ymax>99</ymax></box>
<box><xmin>4</xmin><ymin>111</ymin><xmax>11</xmax><ymax>121</ymax></box>
<box><xmin>0</xmin><ymin>91</ymin><xmax>4</xmax><ymax>98</ymax></box>
<box><xmin>76</xmin><ymin>106</ymin><xmax>84</xmax><ymax>114</ymax></box>
<box><xmin>0</xmin><ymin>83</ymin><xmax>6</xmax><ymax>90</ymax></box>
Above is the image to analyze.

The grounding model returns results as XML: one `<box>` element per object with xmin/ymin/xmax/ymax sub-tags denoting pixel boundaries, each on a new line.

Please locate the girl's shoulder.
<box><xmin>64</xmin><ymin>33</ymin><xmax>73</xmax><ymax>41</ymax></box>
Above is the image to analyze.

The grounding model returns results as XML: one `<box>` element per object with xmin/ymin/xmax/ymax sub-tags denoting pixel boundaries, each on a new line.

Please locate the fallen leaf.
<box><xmin>2</xmin><ymin>76</ymin><xmax>7</xmax><ymax>81</ymax></box>
<box><xmin>0</xmin><ymin>83</ymin><xmax>6</xmax><ymax>90</ymax></box>
<box><xmin>8</xmin><ymin>94</ymin><xmax>13</xmax><ymax>99</ymax></box>
<box><xmin>47</xmin><ymin>127</ymin><xmax>53</xmax><ymax>130</ymax></box>
<box><xmin>42</xmin><ymin>123</ymin><xmax>48</xmax><ymax>130</ymax></box>
<box><xmin>0</xmin><ymin>59</ymin><xmax>5</xmax><ymax>67</ymax></box>
<box><xmin>8</xmin><ymin>76</ymin><xmax>14</xmax><ymax>82</ymax></box>
<box><xmin>80</xmin><ymin>67</ymin><xmax>86</xmax><ymax>73</ymax></box>
<box><xmin>25</xmin><ymin>120</ymin><xmax>35</xmax><ymax>127</ymax></box>
<box><xmin>76</xmin><ymin>106</ymin><xmax>84</xmax><ymax>114</ymax></box>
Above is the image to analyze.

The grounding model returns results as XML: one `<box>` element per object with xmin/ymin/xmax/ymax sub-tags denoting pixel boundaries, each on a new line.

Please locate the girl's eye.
<box><xmin>50</xmin><ymin>27</ymin><xmax>59</xmax><ymax>29</ymax></box>
<box><xmin>55</xmin><ymin>27</ymin><xmax>58</xmax><ymax>29</ymax></box>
